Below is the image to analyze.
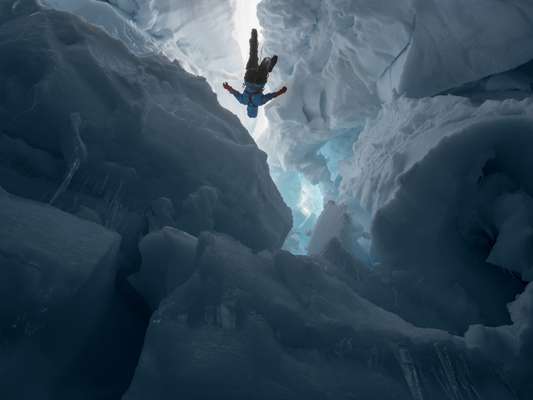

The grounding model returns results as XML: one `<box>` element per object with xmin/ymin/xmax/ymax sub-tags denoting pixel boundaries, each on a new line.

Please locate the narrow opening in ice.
<box><xmin>233</xmin><ymin>0</ymin><xmax>263</xmax><ymax>62</ymax></box>
<box><xmin>231</xmin><ymin>0</ymin><xmax>324</xmax><ymax>254</ymax></box>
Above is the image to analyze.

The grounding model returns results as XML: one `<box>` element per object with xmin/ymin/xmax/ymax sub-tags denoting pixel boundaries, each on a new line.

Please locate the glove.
<box><xmin>276</xmin><ymin>86</ymin><xmax>288</xmax><ymax>96</ymax></box>
<box><xmin>223</xmin><ymin>82</ymin><xmax>233</xmax><ymax>92</ymax></box>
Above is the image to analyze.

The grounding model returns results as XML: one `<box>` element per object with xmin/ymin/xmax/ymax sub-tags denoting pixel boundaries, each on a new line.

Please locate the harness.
<box><xmin>244</xmin><ymin>83</ymin><xmax>264</xmax><ymax>107</ymax></box>
<box><xmin>248</xmin><ymin>93</ymin><xmax>258</xmax><ymax>107</ymax></box>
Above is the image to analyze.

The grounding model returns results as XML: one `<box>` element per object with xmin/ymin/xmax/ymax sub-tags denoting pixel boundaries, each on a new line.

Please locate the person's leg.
<box><xmin>256</xmin><ymin>58</ymin><xmax>270</xmax><ymax>84</ymax></box>
<box><xmin>268</xmin><ymin>55</ymin><xmax>278</xmax><ymax>72</ymax></box>
<box><xmin>256</xmin><ymin>54</ymin><xmax>278</xmax><ymax>85</ymax></box>
<box><xmin>245</xmin><ymin>29</ymin><xmax>259</xmax><ymax>71</ymax></box>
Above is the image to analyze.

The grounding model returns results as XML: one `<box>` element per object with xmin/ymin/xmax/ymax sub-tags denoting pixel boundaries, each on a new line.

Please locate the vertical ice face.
<box><xmin>0</xmin><ymin>1</ymin><xmax>291</xmax><ymax>251</ymax></box>
<box><xmin>41</xmin><ymin>0</ymin><xmax>254</xmax><ymax>122</ymax></box>
<box><xmin>338</xmin><ymin>95</ymin><xmax>533</xmax><ymax>332</ymax></box>
<box><xmin>257</xmin><ymin>0</ymin><xmax>533</xmax><ymax>204</ymax></box>
<box><xmin>0</xmin><ymin>188</ymin><xmax>122</xmax><ymax>398</ymax></box>
<box><xmin>4</xmin><ymin>1</ymin><xmax>533</xmax><ymax>398</ymax></box>
<box><xmin>126</xmin><ymin>231</ymin><xmax>513</xmax><ymax>400</ymax></box>
<box><xmin>379</xmin><ymin>0</ymin><xmax>533</xmax><ymax>100</ymax></box>
<box><xmin>257</xmin><ymin>0</ymin><xmax>414</xmax><ymax>180</ymax></box>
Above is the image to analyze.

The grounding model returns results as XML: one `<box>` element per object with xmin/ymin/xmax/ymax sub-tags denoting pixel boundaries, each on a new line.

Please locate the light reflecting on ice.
<box><xmin>233</xmin><ymin>0</ymin><xmax>263</xmax><ymax>62</ymax></box>
<box><xmin>299</xmin><ymin>179</ymin><xmax>324</xmax><ymax>218</ymax></box>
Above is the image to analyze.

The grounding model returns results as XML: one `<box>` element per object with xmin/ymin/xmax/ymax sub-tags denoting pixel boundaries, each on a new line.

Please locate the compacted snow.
<box><xmin>2</xmin><ymin>0</ymin><xmax>533</xmax><ymax>399</ymax></box>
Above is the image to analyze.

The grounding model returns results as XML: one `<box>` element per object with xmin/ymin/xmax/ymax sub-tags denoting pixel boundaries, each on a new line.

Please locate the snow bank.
<box><xmin>0</xmin><ymin>188</ymin><xmax>121</xmax><ymax>396</ymax></box>
<box><xmin>125</xmin><ymin>231</ymin><xmax>515</xmax><ymax>400</ymax></box>
<box><xmin>0</xmin><ymin>0</ymin><xmax>291</xmax><ymax>250</ymax></box>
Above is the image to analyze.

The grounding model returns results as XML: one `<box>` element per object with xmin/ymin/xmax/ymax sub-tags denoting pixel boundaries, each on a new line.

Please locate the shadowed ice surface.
<box><xmin>1</xmin><ymin>0</ymin><xmax>533</xmax><ymax>399</ymax></box>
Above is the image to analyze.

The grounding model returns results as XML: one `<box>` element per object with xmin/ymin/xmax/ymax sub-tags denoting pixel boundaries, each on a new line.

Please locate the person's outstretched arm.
<box><xmin>223</xmin><ymin>82</ymin><xmax>246</xmax><ymax>105</ymax></box>
<box><xmin>261</xmin><ymin>86</ymin><xmax>288</xmax><ymax>104</ymax></box>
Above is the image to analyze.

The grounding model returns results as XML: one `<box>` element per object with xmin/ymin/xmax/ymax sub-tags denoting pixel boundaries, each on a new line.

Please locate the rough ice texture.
<box><xmin>0</xmin><ymin>0</ymin><xmax>291</xmax><ymax>250</ymax></box>
<box><xmin>41</xmin><ymin>0</ymin><xmax>157</xmax><ymax>55</ymax></box>
<box><xmin>0</xmin><ymin>188</ymin><xmax>121</xmax><ymax>396</ymax></box>
<box><xmin>337</xmin><ymin>95</ymin><xmax>533</xmax><ymax>393</ymax></box>
<box><xmin>130</xmin><ymin>227</ymin><xmax>197</xmax><ymax>310</ymax></box>
<box><xmin>308</xmin><ymin>200</ymin><xmax>368</xmax><ymax>265</ymax></box>
<box><xmin>125</xmin><ymin>231</ymin><xmax>516</xmax><ymax>400</ymax></box>
<box><xmin>258</xmin><ymin>0</ymin><xmax>533</xmax><ymax>183</ymax></box>
<box><xmin>3</xmin><ymin>1</ymin><xmax>533</xmax><ymax>398</ymax></box>
<box><xmin>379</xmin><ymin>0</ymin><xmax>533</xmax><ymax>100</ymax></box>
<box><xmin>42</xmin><ymin>0</ymin><xmax>256</xmax><ymax>128</ymax></box>
<box><xmin>43</xmin><ymin>0</ymin><xmax>241</xmax><ymax>63</ymax></box>
<box><xmin>466</xmin><ymin>282</ymin><xmax>533</xmax><ymax>400</ymax></box>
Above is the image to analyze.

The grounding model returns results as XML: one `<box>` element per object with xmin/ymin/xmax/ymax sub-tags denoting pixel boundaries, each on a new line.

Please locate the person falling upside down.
<box><xmin>223</xmin><ymin>28</ymin><xmax>287</xmax><ymax>118</ymax></box>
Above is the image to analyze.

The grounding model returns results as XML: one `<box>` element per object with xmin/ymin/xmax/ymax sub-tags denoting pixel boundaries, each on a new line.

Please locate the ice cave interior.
<box><xmin>2</xmin><ymin>0</ymin><xmax>533</xmax><ymax>399</ymax></box>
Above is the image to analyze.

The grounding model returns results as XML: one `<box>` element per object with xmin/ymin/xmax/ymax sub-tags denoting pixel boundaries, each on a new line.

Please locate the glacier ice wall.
<box><xmin>125</xmin><ymin>230</ymin><xmax>514</xmax><ymax>400</ymax></box>
<box><xmin>257</xmin><ymin>0</ymin><xmax>533</xmax><ymax>395</ymax></box>
<box><xmin>0</xmin><ymin>0</ymin><xmax>291</xmax><ymax>397</ymax></box>
<box><xmin>0</xmin><ymin>186</ymin><xmax>125</xmax><ymax>398</ymax></box>
<box><xmin>3</xmin><ymin>0</ymin><xmax>533</xmax><ymax>399</ymax></box>
<box><xmin>258</xmin><ymin>0</ymin><xmax>533</xmax><ymax>186</ymax></box>
<box><xmin>42</xmin><ymin>0</ymin><xmax>257</xmax><ymax>129</ymax></box>
<box><xmin>340</xmin><ymin>96</ymin><xmax>533</xmax><ymax>331</ymax></box>
<box><xmin>0</xmin><ymin>0</ymin><xmax>291</xmax><ymax>251</ymax></box>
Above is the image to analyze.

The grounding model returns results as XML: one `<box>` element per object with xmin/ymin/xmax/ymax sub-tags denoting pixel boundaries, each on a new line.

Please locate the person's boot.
<box><xmin>250</xmin><ymin>28</ymin><xmax>258</xmax><ymax>44</ymax></box>
<box><xmin>268</xmin><ymin>55</ymin><xmax>278</xmax><ymax>72</ymax></box>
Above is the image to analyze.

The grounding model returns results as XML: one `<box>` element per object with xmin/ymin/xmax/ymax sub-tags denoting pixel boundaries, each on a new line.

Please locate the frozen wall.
<box><xmin>258</xmin><ymin>0</ymin><xmax>533</xmax><ymax>185</ymax></box>
<box><xmin>1</xmin><ymin>0</ymin><xmax>291</xmax><ymax>250</ymax></box>
<box><xmin>256</xmin><ymin>0</ymin><xmax>533</xmax><ymax>394</ymax></box>
<box><xmin>3</xmin><ymin>0</ymin><xmax>533</xmax><ymax>398</ymax></box>
<box><xmin>42</xmin><ymin>0</ymin><xmax>256</xmax><ymax>128</ymax></box>
<box><xmin>0</xmin><ymin>0</ymin><xmax>291</xmax><ymax>397</ymax></box>
<box><xmin>340</xmin><ymin>95</ymin><xmax>532</xmax><ymax>329</ymax></box>
<box><xmin>125</xmin><ymin>230</ymin><xmax>515</xmax><ymax>400</ymax></box>
<box><xmin>0</xmin><ymin>188</ymin><xmax>121</xmax><ymax>398</ymax></box>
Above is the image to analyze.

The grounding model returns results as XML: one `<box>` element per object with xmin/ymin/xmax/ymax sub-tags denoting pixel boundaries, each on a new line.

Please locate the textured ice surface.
<box><xmin>308</xmin><ymin>200</ymin><xmax>369</xmax><ymax>265</ymax></box>
<box><xmin>378</xmin><ymin>0</ymin><xmax>533</xmax><ymax>100</ymax></box>
<box><xmin>130</xmin><ymin>227</ymin><xmax>197</xmax><ymax>310</ymax></box>
<box><xmin>339</xmin><ymin>95</ymin><xmax>533</xmax><ymax>333</ymax></box>
<box><xmin>42</xmin><ymin>0</ymin><xmax>257</xmax><ymax>128</ymax></box>
<box><xmin>40</xmin><ymin>0</ymin><xmax>157</xmax><ymax>54</ymax></box>
<box><xmin>0</xmin><ymin>0</ymin><xmax>291</xmax><ymax>251</ymax></box>
<box><xmin>0</xmin><ymin>187</ymin><xmax>121</xmax><ymax>397</ymax></box>
<box><xmin>3</xmin><ymin>1</ymin><xmax>533</xmax><ymax>398</ymax></box>
<box><xmin>125</xmin><ymin>231</ymin><xmax>517</xmax><ymax>400</ymax></box>
<box><xmin>466</xmin><ymin>281</ymin><xmax>533</xmax><ymax>399</ymax></box>
<box><xmin>258</xmin><ymin>0</ymin><xmax>533</xmax><ymax>186</ymax></box>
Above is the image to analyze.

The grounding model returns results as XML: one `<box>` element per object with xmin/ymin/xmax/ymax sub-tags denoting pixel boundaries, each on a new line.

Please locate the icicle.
<box><xmin>433</xmin><ymin>344</ymin><xmax>481</xmax><ymax>400</ymax></box>
<box><xmin>396</xmin><ymin>346</ymin><xmax>425</xmax><ymax>400</ymax></box>
<box><xmin>49</xmin><ymin>113</ymin><xmax>87</xmax><ymax>205</ymax></box>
